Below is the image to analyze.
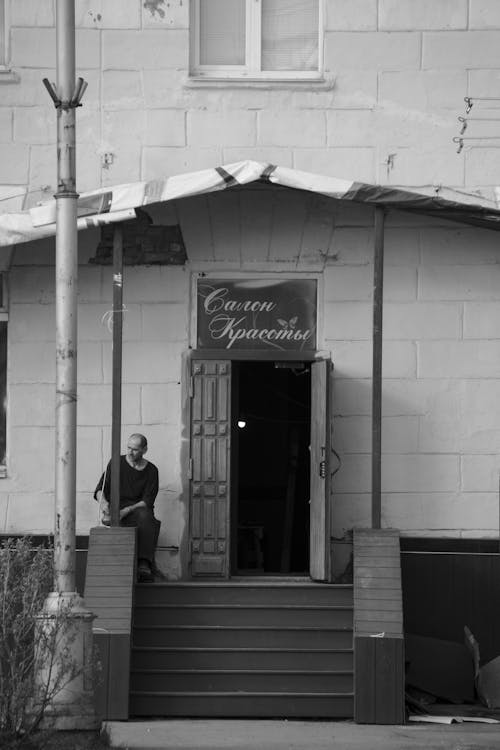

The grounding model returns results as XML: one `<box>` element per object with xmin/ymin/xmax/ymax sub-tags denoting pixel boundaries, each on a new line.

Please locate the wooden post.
<box><xmin>372</xmin><ymin>207</ymin><xmax>385</xmax><ymax>530</ymax></box>
<box><xmin>110</xmin><ymin>225</ymin><xmax>123</xmax><ymax>527</ymax></box>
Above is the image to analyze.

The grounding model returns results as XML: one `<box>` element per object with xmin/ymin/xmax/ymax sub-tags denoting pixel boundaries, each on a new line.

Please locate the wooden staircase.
<box><xmin>129</xmin><ymin>580</ymin><xmax>354</xmax><ymax>718</ymax></box>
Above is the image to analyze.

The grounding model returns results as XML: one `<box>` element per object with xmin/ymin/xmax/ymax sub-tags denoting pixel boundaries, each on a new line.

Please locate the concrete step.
<box><xmin>128</xmin><ymin>692</ymin><xmax>354</xmax><ymax>718</ymax></box>
<box><xmin>129</xmin><ymin>669</ymin><xmax>354</xmax><ymax>693</ymax></box>
<box><xmin>132</xmin><ymin>625</ymin><xmax>353</xmax><ymax>649</ymax></box>
<box><xmin>131</xmin><ymin>647</ymin><xmax>354</xmax><ymax>671</ymax></box>
<box><xmin>135</xmin><ymin>582</ymin><xmax>353</xmax><ymax>606</ymax></box>
<box><xmin>133</xmin><ymin>604</ymin><xmax>353</xmax><ymax>628</ymax></box>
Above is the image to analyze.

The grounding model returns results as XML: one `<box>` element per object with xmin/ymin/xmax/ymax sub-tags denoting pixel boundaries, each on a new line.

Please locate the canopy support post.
<box><xmin>372</xmin><ymin>207</ymin><xmax>386</xmax><ymax>530</ymax></box>
<box><xmin>110</xmin><ymin>225</ymin><xmax>123</xmax><ymax>527</ymax></box>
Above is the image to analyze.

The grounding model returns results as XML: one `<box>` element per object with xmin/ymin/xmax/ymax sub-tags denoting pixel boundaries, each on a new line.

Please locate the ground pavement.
<box><xmin>103</xmin><ymin>719</ymin><xmax>500</xmax><ymax>750</ymax></box>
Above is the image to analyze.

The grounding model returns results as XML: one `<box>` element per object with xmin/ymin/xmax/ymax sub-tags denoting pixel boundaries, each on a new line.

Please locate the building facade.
<box><xmin>1</xmin><ymin>0</ymin><xmax>500</xmax><ymax>584</ymax></box>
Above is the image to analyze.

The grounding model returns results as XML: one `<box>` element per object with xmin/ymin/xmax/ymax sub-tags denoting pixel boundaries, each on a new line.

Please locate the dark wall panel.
<box><xmin>402</xmin><ymin>552</ymin><xmax>500</xmax><ymax>665</ymax></box>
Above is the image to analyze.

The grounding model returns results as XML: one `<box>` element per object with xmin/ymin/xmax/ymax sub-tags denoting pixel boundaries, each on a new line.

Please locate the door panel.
<box><xmin>189</xmin><ymin>360</ymin><xmax>231</xmax><ymax>577</ymax></box>
<box><xmin>309</xmin><ymin>359</ymin><xmax>332</xmax><ymax>581</ymax></box>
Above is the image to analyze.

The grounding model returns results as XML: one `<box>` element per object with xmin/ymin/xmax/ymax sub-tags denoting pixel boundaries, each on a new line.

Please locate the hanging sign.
<box><xmin>197</xmin><ymin>278</ymin><xmax>317</xmax><ymax>351</ymax></box>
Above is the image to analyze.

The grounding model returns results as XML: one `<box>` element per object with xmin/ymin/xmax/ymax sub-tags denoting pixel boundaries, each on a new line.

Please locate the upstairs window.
<box><xmin>191</xmin><ymin>0</ymin><xmax>322</xmax><ymax>80</ymax></box>
<box><xmin>0</xmin><ymin>0</ymin><xmax>9</xmax><ymax>70</ymax></box>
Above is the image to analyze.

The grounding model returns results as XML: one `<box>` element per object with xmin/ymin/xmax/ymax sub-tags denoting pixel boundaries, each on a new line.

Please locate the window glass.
<box><xmin>0</xmin><ymin>1</ymin><xmax>4</xmax><ymax>66</ymax></box>
<box><xmin>0</xmin><ymin>321</ymin><xmax>7</xmax><ymax>470</ymax></box>
<box><xmin>199</xmin><ymin>0</ymin><xmax>246</xmax><ymax>66</ymax></box>
<box><xmin>261</xmin><ymin>0</ymin><xmax>319</xmax><ymax>71</ymax></box>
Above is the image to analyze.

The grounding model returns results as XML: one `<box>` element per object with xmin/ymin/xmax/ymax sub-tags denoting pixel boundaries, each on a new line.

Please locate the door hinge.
<box><xmin>189</xmin><ymin>376</ymin><xmax>194</xmax><ymax>398</ymax></box>
<box><xmin>188</xmin><ymin>457</ymin><xmax>193</xmax><ymax>479</ymax></box>
<box><xmin>319</xmin><ymin>445</ymin><xmax>326</xmax><ymax>478</ymax></box>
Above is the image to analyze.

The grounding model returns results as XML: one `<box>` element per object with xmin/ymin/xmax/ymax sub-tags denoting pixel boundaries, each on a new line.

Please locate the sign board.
<box><xmin>197</xmin><ymin>278</ymin><xmax>317</xmax><ymax>351</ymax></box>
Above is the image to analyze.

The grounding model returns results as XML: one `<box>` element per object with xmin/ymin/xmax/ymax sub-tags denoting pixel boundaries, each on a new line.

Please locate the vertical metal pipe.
<box><xmin>372</xmin><ymin>207</ymin><xmax>385</xmax><ymax>530</ymax></box>
<box><xmin>110</xmin><ymin>226</ymin><xmax>123</xmax><ymax>527</ymax></box>
<box><xmin>54</xmin><ymin>0</ymin><xmax>78</xmax><ymax>593</ymax></box>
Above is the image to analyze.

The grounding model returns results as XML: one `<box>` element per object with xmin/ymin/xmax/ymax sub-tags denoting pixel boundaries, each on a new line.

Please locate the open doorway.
<box><xmin>232</xmin><ymin>361</ymin><xmax>311</xmax><ymax>576</ymax></box>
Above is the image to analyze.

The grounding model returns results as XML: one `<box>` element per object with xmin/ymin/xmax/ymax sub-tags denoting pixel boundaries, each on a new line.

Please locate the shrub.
<box><xmin>0</xmin><ymin>538</ymin><xmax>84</xmax><ymax>742</ymax></box>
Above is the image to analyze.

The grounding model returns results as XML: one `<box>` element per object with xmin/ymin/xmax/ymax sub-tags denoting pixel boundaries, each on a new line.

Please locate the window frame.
<box><xmin>0</xmin><ymin>274</ymin><xmax>8</xmax><ymax>478</ymax></box>
<box><xmin>190</xmin><ymin>0</ymin><xmax>324</xmax><ymax>81</ymax></box>
<box><xmin>0</xmin><ymin>0</ymin><xmax>10</xmax><ymax>72</ymax></box>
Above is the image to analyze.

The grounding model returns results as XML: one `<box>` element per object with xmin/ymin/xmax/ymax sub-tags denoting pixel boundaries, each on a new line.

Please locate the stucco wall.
<box><xmin>3</xmin><ymin>2</ymin><xmax>500</xmax><ymax>573</ymax></box>
<box><xmin>1</xmin><ymin>0</ymin><xmax>500</xmax><ymax>212</ymax></box>
<box><xmin>3</xmin><ymin>229</ymin><xmax>190</xmax><ymax>576</ymax></box>
<box><xmin>3</xmin><ymin>193</ymin><xmax>500</xmax><ymax>579</ymax></box>
<box><xmin>328</xmin><ymin>206</ymin><xmax>500</xmax><ymax>540</ymax></box>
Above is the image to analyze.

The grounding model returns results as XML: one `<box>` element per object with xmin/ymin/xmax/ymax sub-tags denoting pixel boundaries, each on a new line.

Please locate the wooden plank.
<box><xmin>93</xmin><ymin>631</ymin><xmax>110</xmax><ymax>722</ymax></box>
<box><xmin>84</xmin><ymin>527</ymin><xmax>136</xmax><ymax>634</ymax></box>
<box><xmin>353</xmin><ymin>529</ymin><xmax>404</xmax><ymax>723</ymax></box>
<box><xmin>355</xmin><ymin>538</ymin><xmax>399</xmax><ymax>547</ymax></box>
<box><xmin>374</xmin><ymin>638</ymin><xmax>405</xmax><ymax>724</ymax></box>
<box><xmin>354</xmin><ymin>589</ymin><xmax>401</xmax><ymax>603</ymax></box>
<box><xmin>240</xmin><ymin>189</ymin><xmax>273</xmax><ymax>263</ymax></box>
<box><xmin>354</xmin><ymin>637</ymin><xmax>376</xmax><ymax>723</ymax></box>
<box><xmin>355</xmin><ymin>552</ymin><xmax>399</xmax><ymax>560</ymax></box>
<box><xmin>356</xmin><ymin>622</ymin><xmax>403</xmax><ymax>636</ymax></box>
<box><xmin>299</xmin><ymin>195</ymin><xmax>335</xmax><ymax>267</ymax></box>
<box><xmin>209</xmin><ymin>192</ymin><xmax>241</xmax><ymax>263</ymax></box>
<box><xmin>355</xmin><ymin>567</ymin><xmax>401</xmax><ymax>579</ymax></box>
<box><xmin>107</xmin><ymin>634</ymin><xmax>131</xmax><ymax>720</ymax></box>
<box><xmin>269</xmin><ymin>190</ymin><xmax>308</xmax><ymax>262</ymax></box>
<box><xmin>357</xmin><ymin>630</ymin><xmax>403</xmax><ymax>640</ymax></box>
<box><xmin>175</xmin><ymin>195</ymin><xmax>214</xmax><ymax>262</ymax></box>
<box><xmin>309</xmin><ymin>360</ymin><xmax>331</xmax><ymax>581</ymax></box>
<box><xmin>356</xmin><ymin>611</ymin><xmax>403</xmax><ymax>624</ymax></box>
<box><xmin>355</xmin><ymin>599</ymin><xmax>402</xmax><ymax>612</ymax></box>
<box><xmin>355</xmin><ymin>579</ymin><xmax>402</xmax><ymax>590</ymax></box>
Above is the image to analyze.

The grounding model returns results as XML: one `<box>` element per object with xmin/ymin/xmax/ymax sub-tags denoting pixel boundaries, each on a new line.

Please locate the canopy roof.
<box><xmin>1</xmin><ymin>160</ymin><xmax>500</xmax><ymax>248</ymax></box>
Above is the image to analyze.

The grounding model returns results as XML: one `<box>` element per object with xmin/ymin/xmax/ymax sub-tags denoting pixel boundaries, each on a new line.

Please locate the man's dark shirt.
<box><xmin>94</xmin><ymin>455</ymin><xmax>159</xmax><ymax>510</ymax></box>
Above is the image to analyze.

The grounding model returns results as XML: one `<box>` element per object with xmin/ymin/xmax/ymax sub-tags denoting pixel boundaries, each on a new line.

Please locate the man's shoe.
<box><xmin>138</xmin><ymin>559</ymin><xmax>153</xmax><ymax>582</ymax></box>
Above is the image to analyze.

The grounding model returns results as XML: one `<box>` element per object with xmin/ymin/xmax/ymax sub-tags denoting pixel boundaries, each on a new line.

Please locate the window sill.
<box><xmin>185</xmin><ymin>75</ymin><xmax>334</xmax><ymax>90</ymax></box>
<box><xmin>0</xmin><ymin>68</ymin><xmax>20</xmax><ymax>84</ymax></box>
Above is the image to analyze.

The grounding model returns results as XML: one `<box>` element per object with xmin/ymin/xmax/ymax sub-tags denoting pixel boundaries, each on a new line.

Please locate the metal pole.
<box><xmin>54</xmin><ymin>0</ymin><xmax>78</xmax><ymax>593</ymax></box>
<box><xmin>37</xmin><ymin>3</ymin><xmax>96</xmax><ymax>729</ymax></box>
<box><xmin>372</xmin><ymin>207</ymin><xmax>385</xmax><ymax>530</ymax></box>
<box><xmin>110</xmin><ymin>226</ymin><xmax>123</xmax><ymax>527</ymax></box>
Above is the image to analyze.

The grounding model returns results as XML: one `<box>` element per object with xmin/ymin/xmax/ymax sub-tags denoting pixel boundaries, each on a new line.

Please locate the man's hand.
<box><xmin>119</xmin><ymin>500</ymin><xmax>147</xmax><ymax>520</ymax></box>
<box><xmin>99</xmin><ymin>497</ymin><xmax>110</xmax><ymax>525</ymax></box>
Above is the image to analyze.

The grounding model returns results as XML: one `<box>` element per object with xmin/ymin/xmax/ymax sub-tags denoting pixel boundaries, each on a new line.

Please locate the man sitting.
<box><xmin>94</xmin><ymin>433</ymin><xmax>159</xmax><ymax>582</ymax></box>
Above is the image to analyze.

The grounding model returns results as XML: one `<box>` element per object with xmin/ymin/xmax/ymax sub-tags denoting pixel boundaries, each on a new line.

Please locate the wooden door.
<box><xmin>309</xmin><ymin>359</ymin><xmax>332</xmax><ymax>581</ymax></box>
<box><xmin>189</xmin><ymin>360</ymin><xmax>231</xmax><ymax>577</ymax></box>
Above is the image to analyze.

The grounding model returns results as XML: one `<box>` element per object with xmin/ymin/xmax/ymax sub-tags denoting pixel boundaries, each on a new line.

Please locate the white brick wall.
<box><xmin>324</xmin><ymin>32</ymin><xmax>421</xmax><ymax>71</ymax></box>
<box><xmin>3</xmin><ymin>1</ymin><xmax>500</xmax><ymax>202</ymax></box>
<box><xmin>379</xmin><ymin>0</ymin><xmax>468</xmax><ymax>31</ymax></box>
<box><xmin>325</xmin><ymin>207</ymin><xmax>500</xmax><ymax>538</ymax></box>
<box><xmin>5</xmin><ymin>2</ymin><xmax>500</xmax><ymax>546</ymax></box>
<box><xmin>259</xmin><ymin>111</ymin><xmax>326</xmax><ymax>148</ymax></box>
<box><xmin>325</xmin><ymin>0</ymin><xmax>377</xmax><ymax>31</ymax></box>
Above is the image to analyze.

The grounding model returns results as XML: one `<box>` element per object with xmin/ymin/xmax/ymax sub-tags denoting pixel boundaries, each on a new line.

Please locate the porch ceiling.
<box><xmin>1</xmin><ymin>161</ymin><xmax>500</xmax><ymax>250</ymax></box>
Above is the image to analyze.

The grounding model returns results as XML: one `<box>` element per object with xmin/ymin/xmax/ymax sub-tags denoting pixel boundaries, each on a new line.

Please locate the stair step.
<box><xmin>129</xmin><ymin>691</ymin><xmax>354</xmax><ymax>718</ymax></box>
<box><xmin>132</xmin><ymin>625</ymin><xmax>353</xmax><ymax>649</ymax></box>
<box><xmin>135</xmin><ymin>582</ymin><xmax>353</xmax><ymax>606</ymax></box>
<box><xmin>133</xmin><ymin>604</ymin><xmax>353</xmax><ymax>628</ymax></box>
<box><xmin>131</xmin><ymin>647</ymin><xmax>353</xmax><ymax>671</ymax></box>
<box><xmin>130</xmin><ymin>669</ymin><xmax>353</xmax><ymax>692</ymax></box>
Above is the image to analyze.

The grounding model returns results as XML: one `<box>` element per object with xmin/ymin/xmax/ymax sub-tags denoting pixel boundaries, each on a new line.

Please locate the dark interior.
<box><xmin>233</xmin><ymin>361</ymin><xmax>311</xmax><ymax>575</ymax></box>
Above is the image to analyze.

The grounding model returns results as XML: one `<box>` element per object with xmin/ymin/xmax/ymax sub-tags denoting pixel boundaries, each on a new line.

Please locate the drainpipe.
<box><xmin>37</xmin><ymin>1</ymin><xmax>95</xmax><ymax>729</ymax></box>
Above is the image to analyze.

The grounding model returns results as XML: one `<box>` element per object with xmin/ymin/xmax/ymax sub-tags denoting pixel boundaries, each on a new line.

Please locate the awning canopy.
<box><xmin>1</xmin><ymin>160</ymin><xmax>500</xmax><ymax>248</ymax></box>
